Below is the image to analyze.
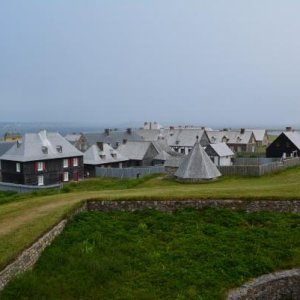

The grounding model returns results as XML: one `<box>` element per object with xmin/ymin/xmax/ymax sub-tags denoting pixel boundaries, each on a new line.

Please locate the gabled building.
<box><xmin>83</xmin><ymin>142</ymin><xmax>129</xmax><ymax>176</ymax></box>
<box><xmin>175</xmin><ymin>139</ymin><xmax>221</xmax><ymax>182</ymax></box>
<box><xmin>117</xmin><ymin>141</ymin><xmax>159</xmax><ymax>166</ymax></box>
<box><xmin>205</xmin><ymin>143</ymin><xmax>235</xmax><ymax>166</ymax></box>
<box><xmin>0</xmin><ymin>130</ymin><xmax>83</xmax><ymax>186</ymax></box>
<box><xmin>207</xmin><ymin>129</ymin><xmax>256</xmax><ymax>153</ymax></box>
<box><xmin>84</xmin><ymin>128</ymin><xmax>144</xmax><ymax>149</ymax></box>
<box><xmin>65</xmin><ymin>133</ymin><xmax>89</xmax><ymax>152</ymax></box>
<box><xmin>164</xmin><ymin>127</ymin><xmax>210</xmax><ymax>155</ymax></box>
<box><xmin>266</xmin><ymin>131</ymin><xmax>300</xmax><ymax>158</ymax></box>
<box><xmin>246</xmin><ymin>129</ymin><xmax>268</xmax><ymax>146</ymax></box>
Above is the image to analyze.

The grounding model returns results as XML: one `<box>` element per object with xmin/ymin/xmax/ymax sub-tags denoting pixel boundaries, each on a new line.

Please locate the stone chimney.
<box><xmin>104</xmin><ymin>129</ymin><xmax>110</xmax><ymax>136</ymax></box>
<box><xmin>123</xmin><ymin>139</ymin><xmax>128</xmax><ymax>144</ymax></box>
<box><xmin>126</xmin><ymin>128</ymin><xmax>132</xmax><ymax>135</ymax></box>
<box><xmin>97</xmin><ymin>142</ymin><xmax>104</xmax><ymax>151</ymax></box>
<box><xmin>240</xmin><ymin>128</ymin><xmax>245</xmax><ymax>134</ymax></box>
<box><xmin>286</xmin><ymin>126</ymin><xmax>293</xmax><ymax>132</ymax></box>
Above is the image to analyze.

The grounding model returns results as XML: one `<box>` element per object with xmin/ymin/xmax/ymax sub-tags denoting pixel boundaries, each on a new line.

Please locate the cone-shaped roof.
<box><xmin>175</xmin><ymin>139</ymin><xmax>221</xmax><ymax>180</ymax></box>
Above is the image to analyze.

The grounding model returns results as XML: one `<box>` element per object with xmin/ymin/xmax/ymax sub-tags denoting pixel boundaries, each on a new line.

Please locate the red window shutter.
<box><xmin>69</xmin><ymin>158</ymin><xmax>72</xmax><ymax>167</ymax></box>
<box><xmin>43</xmin><ymin>162</ymin><xmax>46</xmax><ymax>171</ymax></box>
<box><xmin>77</xmin><ymin>157</ymin><xmax>80</xmax><ymax>165</ymax></box>
<box><xmin>35</xmin><ymin>162</ymin><xmax>38</xmax><ymax>172</ymax></box>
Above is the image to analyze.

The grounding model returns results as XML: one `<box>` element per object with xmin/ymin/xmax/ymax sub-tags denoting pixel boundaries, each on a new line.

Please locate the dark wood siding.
<box><xmin>266</xmin><ymin>133</ymin><xmax>300</xmax><ymax>158</ymax></box>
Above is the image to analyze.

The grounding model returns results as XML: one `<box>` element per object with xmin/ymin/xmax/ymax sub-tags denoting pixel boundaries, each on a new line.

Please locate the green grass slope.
<box><xmin>2</xmin><ymin>209</ymin><xmax>300</xmax><ymax>300</ymax></box>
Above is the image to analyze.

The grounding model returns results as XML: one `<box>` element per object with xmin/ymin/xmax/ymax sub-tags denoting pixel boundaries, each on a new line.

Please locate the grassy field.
<box><xmin>1</xmin><ymin>166</ymin><xmax>300</xmax><ymax>273</ymax></box>
<box><xmin>2</xmin><ymin>209</ymin><xmax>300</xmax><ymax>300</ymax></box>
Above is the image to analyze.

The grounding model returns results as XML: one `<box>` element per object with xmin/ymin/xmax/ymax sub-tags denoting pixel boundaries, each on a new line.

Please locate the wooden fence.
<box><xmin>219</xmin><ymin>157</ymin><xmax>300</xmax><ymax>177</ymax></box>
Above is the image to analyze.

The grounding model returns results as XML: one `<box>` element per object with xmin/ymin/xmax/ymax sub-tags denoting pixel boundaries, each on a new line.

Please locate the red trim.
<box><xmin>35</xmin><ymin>162</ymin><xmax>38</xmax><ymax>172</ymax></box>
<box><xmin>69</xmin><ymin>158</ymin><xmax>73</xmax><ymax>167</ymax></box>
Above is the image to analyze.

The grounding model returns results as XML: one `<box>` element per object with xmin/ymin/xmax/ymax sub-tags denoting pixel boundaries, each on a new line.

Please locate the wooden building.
<box><xmin>266</xmin><ymin>132</ymin><xmax>300</xmax><ymax>158</ymax></box>
<box><xmin>0</xmin><ymin>130</ymin><xmax>83</xmax><ymax>186</ymax></box>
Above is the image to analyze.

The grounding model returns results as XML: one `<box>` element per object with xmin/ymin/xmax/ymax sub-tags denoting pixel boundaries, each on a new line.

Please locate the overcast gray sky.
<box><xmin>0</xmin><ymin>1</ymin><xmax>299</xmax><ymax>128</ymax></box>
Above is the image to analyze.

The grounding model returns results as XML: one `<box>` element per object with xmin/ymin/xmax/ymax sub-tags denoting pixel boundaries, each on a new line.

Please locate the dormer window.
<box><xmin>111</xmin><ymin>153</ymin><xmax>117</xmax><ymax>158</ymax></box>
<box><xmin>41</xmin><ymin>146</ymin><xmax>48</xmax><ymax>154</ymax></box>
<box><xmin>100</xmin><ymin>154</ymin><xmax>106</xmax><ymax>159</ymax></box>
<box><xmin>56</xmin><ymin>145</ymin><xmax>63</xmax><ymax>153</ymax></box>
<box><xmin>175</xmin><ymin>140</ymin><xmax>180</xmax><ymax>145</ymax></box>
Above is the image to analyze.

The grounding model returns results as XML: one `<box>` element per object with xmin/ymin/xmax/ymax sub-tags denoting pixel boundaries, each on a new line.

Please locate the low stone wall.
<box><xmin>0</xmin><ymin>220</ymin><xmax>67</xmax><ymax>291</ymax></box>
<box><xmin>87</xmin><ymin>199</ymin><xmax>300</xmax><ymax>213</ymax></box>
<box><xmin>227</xmin><ymin>268</ymin><xmax>300</xmax><ymax>300</ymax></box>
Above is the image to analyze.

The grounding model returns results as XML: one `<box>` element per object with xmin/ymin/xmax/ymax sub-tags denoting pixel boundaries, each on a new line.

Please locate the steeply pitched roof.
<box><xmin>0</xmin><ymin>130</ymin><xmax>82</xmax><ymax>162</ymax></box>
<box><xmin>84</xmin><ymin>130</ymin><xmax>144</xmax><ymax>149</ymax></box>
<box><xmin>84</xmin><ymin>143</ymin><xmax>128</xmax><ymax>165</ymax></box>
<box><xmin>164</xmin><ymin>128</ymin><xmax>207</xmax><ymax>147</ymax></box>
<box><xmin>0</xmin><ymin>142</ymin><xmax>15</xmax><ymax>157</ymax></box>
<box><xmin>207</xmin><ymin>130</ymin><xmax>254</xmax><ymax>144</ymax></box>
<box><xmin>136</xmin><ymin>129</ymin><xmax>162</xmax><ymax>141</ymax></box>
<box><xmin>206</xmin><ymin>143</ymin><xmax>235</xmax><ymax>157</ymax></box>
<box><xmin>65</xmin><ymin>134</ymin><xmax>82</xmax><ymax>143</ymax></box>
<box><xmin>117</xmin><ymin>141</ymin><xmax>158</xmax><ymax>160</ymax></box>
<box><xmin>246</xmin><ymin>129</ymin><xmax>267</xmax><ymax>142</ymax></box>
<box><xmin>175</xmin><ymin>141</ymin><xmax>221</xmax><ymax>180</ymax></box>
<box><xmin>283</xmin><ymin>131</ymin><xmax>300</xmax><ymax>150</ymax></box>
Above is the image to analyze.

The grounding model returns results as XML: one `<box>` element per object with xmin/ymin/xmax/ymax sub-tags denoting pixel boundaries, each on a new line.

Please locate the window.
<box><xmin>63</xmin><ymin>172</ymin><xmax>69</xmax><ymax>182</ymax></box>
<box><xmin>38</xmin><ymin>175</ymin><xmax>44</xmax><ymax>186</ymax></box>
<box><xmin>63</xmin><ymin>159</ymin><xmax>69</xmax><ymax>168</ymax></box>
<box><xmin>73</xmin><ymin>158</ymin><xmax>78</xmax><ymax>167</ymax></box>
<box><xmin>100</xmin><ymin>155</ymin><xmax>106</xmax><ymax>159</ymax></box>
<box><xmin>16</xmin><ymin>163</ymin><xmax>21</xmax><ymax>173</ymax></box>
<box><xmin>180</xmin><ymin>148</ymin><xmax>185</xmax><ymax>154</ymax></box>
<box><xmin>37</xmin><ymin>162</ymin><xmax>44</xmax><ymax>171</ymax></box>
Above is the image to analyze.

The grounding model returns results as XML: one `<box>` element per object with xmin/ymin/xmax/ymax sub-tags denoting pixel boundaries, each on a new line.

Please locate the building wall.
<box><xmin>1</xmin><ymin>156</ymin><xmax>84</xmax><ymax>186</ymax></box>
<box><xmin>266</xmin><ymin>133</ymin><xmax>300</xmax><ymax>158</ymax></box>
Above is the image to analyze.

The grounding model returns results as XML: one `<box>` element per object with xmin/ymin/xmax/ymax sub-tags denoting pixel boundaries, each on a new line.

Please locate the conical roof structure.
<box><xmin>175</xmin><ymin>139</ymin><xmax>221</xmax><ymax>181</ymax></box>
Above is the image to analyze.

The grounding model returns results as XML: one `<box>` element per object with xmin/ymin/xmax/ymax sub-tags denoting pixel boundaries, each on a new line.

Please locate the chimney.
<box><xmin>286</xmin><ymin>126</ymin><xmax>293</xmax><ymax>132</ymax></box>
<box><xmin>97</xmin><ymin>142</ymin><xmax>104</xmax><ymax>151</ymax></box>
<box><xmin>240</xmin><ymin>128</ymin><xmax>245</xmax><ymax>134</ymax></box>
<box><xmin>104</xmin><ymin>129</ymin><xmax>110</xmax><ymax>136</ymax></box>
<box><xmin>223</xmin><ymin>128</ymin><xmax>228</xmax><ymax>132</ymax></box>
<box><xmin>126</xmin><ymin>128</ymin><xmax>132</xmax><ymax>135</ymax></box>
<box><xmin>123</xmin><ymin>139</ymin><xmax>128</xmax><ymax>144</ymax></box>
<box><xmin>170</xmin><ymin>126</ymin><xmax>175</xmax><ymax>130</ymax></box>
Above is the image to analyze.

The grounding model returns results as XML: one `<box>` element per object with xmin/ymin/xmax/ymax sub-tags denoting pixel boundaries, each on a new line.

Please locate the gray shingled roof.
<box><xmin>136</xmin><ymin>129</ymin><xmax>162</xmax><ymax>141</ymax></box>
<box><xmin>65</xmin><ymin>134</ymin><xmax>82</xmax><ymax>143</ymax></box>
<box><xmin>206</xmin><ymin>143</ymin><xmax>234</xmax><ymax>157</ymax></box>
<box><xmin>117</xmin><ymin>141</ymin><xmax>158</xmax><ymax>160</ymax></box>
<box><xmin>84</xmin><ymin>130</ymin><xmax>144</xmax><ymax>149</ymax></box>
<box><xmin>175</xmin><ymin>141</ymin><xmax>221</xmax><ymax>180</ymax></box>
<box><xmin>164</xmin><ymin>128</ymin><xmax>207</xmax><ymax>147</ymax></box>
<box><xmin>246</xmin><ymin>129</ymin><xmax>266</xmax><ymax>142</ymax></box>
<box><xmin>207</xmin><ymin>130</ymin><xmax>254</xmax><ymax>144</ymax></box>
<box><xmin>0</xmin><ymin>141</ymin><xmax>15</xmax><ymax>157</ymax></box>
<box><xmin>0</xmin><ymin>130</ymin><xmax>83</xmax><ymax>162</ymax></box>
<box><xmin>84</xmin><ymin>143</ymin><xmax>128</xmax><ymax>165</ymax></box>
<box><xmin>164</xmin><ymin>156</ymin><xmax>183</xmax><ymax>168</ymax></box>
<box><xmin>283</xmin><ymin>131</ymin><xmax>300</xmax><ymax>149</ymax></box>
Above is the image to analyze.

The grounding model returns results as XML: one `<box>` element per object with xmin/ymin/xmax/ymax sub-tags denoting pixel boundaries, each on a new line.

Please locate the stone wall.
<box><xmin>0</xmin><ymin>220</ymin><xmax>67</xmax><ymax>291</ymax></box>
<box><xmin>227</xmin><ymin>268</ymin><xmax>300</xmax><ymax>300</ymax></box>
<box><xmin>87</xmin><ymin>199</ymin><xmax>300</xmax><ymax>213</ymax></box>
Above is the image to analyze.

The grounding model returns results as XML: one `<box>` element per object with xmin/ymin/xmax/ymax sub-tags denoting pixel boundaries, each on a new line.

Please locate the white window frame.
<box><xmin>63</xmin><ymin>172</ymin><xmax>69</xmax><ymax>182</ymax></box>
<box><xmin>73</xmin><ymin>158</ymin><xmax>78</xmax><ymax>167</ymax></box>
<box><xmin>38</xmin><ymin>175</ymin><xmax>44</xmax><ymax>186</ymax></box>
<box><xmin>37</xmin><ymin>161</ymin><xmax>44</xmax><ymax>171</ymax></box>
<box><xmin>63</xmin><ymin>159</ymin><xmax>69</xmax><ymax>168</ymax></box>
<box><xmin>16</xmin><ymin>162</ymin><xmax>21</xmax><ymax>173</ymax></box>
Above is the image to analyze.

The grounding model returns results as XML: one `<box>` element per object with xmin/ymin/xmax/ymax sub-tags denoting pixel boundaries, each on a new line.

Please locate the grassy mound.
<box><xmin>2</xmin><ymin>209</ymin><xmax>299</xmax><ymax>300</ymax></box>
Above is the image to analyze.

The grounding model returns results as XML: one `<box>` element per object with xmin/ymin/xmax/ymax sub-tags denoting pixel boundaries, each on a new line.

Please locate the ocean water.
<box><xmin>0</xmin><ymin>122</ymin><xmax>106</xmax><ymax>139</ymax></box>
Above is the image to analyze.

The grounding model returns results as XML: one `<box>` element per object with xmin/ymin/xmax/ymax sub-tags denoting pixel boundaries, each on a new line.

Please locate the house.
<box><xmin>174</xmin><ymin>138</ymin><xmax>221</xmax><ymax>182</ymax></box>
<box><xmin>0</xmin><ymin>130</ymin><xmax>83</xmax><ymax>186</ymax></box>
<box><xmin>117</xmin><ymin>141</ymin><xmax>159</xmax><ymax>166</ymax></box>
<box><xmin>163</xmin><ymin>127</ymin><xmax>210</xmax><ymax>154</ymax></box>
<box><xmin>205</xmin><ymin>143</ymin><xmax>235</xmax><ymax>166</ymax></box>
<box><xmin>84</xmin><ymin>128</ymin><xmax>144</xmax><ymax>149</ymax></box>
<box><xmin>65</xmin><ymin>133</ymin><xmax>89</xmax><ymax>152</ymax></box>
<box><xmin>207</xmin><ymin>129</ymin><xmax>256</xmax><ymax>153</ymax></box>
<box><xmin>0</xmin><ymin>141</ymin><xmax>15</xmax><ymax>181</ymax></box>
<box><xmin>83</xmin><ymin>142</ymin><xmax>129</xmax><ymax>176</ymax></box>
<box><xmin>3</xmin><ymin>132</ymin><xmax>22</xmax><ymax>142</ymax></box>
<box><xmin>266</xmin><ymin>131</ymin><xmax>300</xmax><ymax>158</ymax></box>
<box><xmin>246</xmin><ymin>129</ymin><xmax>268</xmax><ymax>146</ymax></box>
